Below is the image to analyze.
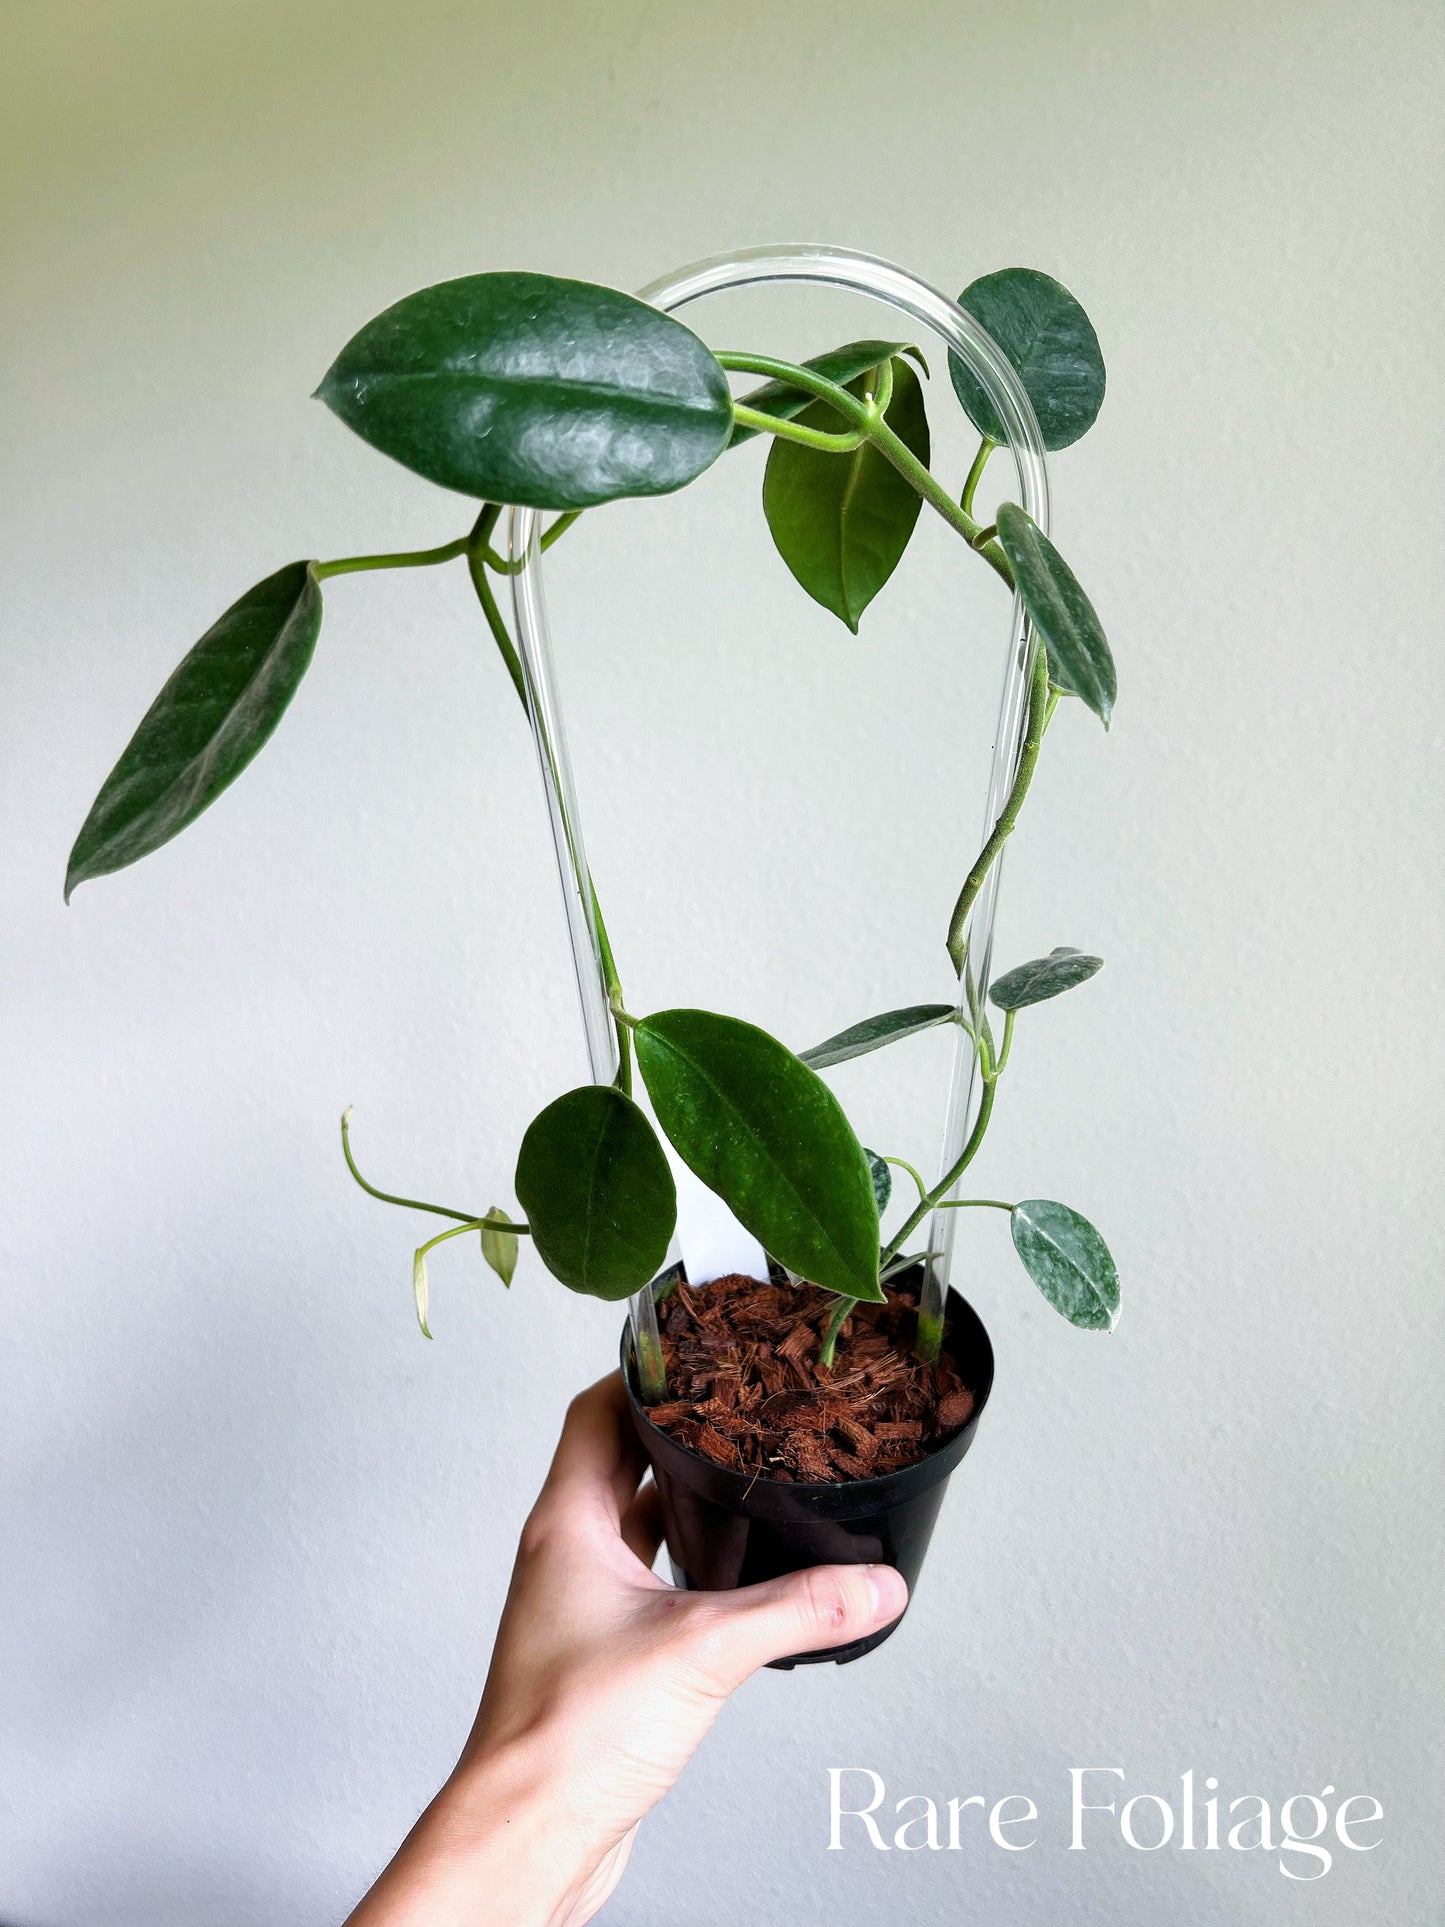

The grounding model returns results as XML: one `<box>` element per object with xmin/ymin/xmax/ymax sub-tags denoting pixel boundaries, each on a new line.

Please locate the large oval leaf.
<box><xmin>950</xmin><ymin>268</ymin><xmax>1105</xmax><ymax>451</ymax></box>
<box><xmin>762</xmin><ymin>356</ymin><xmax>929</xmax><ymax>633</ymax></box>
<box><xmin>634</xmin><ymin>1008</ymin><xmax>883</xmax><ymax>1303</ymax></box>
<box><xmin>728</xmin><ymin>339</ymin><xmax>916</xmax><ymax>448</ymax></box>
<box><xmin>1011</xmin><ymin>1199</ymin><xmax>1119</xmax><ymax>1330</ymax></box>
<box><xmin>989</xmin><ymin>947</ymin><xmax>1103</xmax><ymax>1011</ymax></box>
<box><xmin>316</xmin><ymin>272</ymin><xmax>734</xmax><ymax>510</ymax></box>
<box><xmin>800</xmin><ymin>1003</ymin><xmax>954</xmax><ymax>1069</ymax></box>
<box><xmin>996</xmin><ymin>504</ymin><xmax>1116</xmax><ymax>727</ymax></box>
<box><xmin>514</xmin><ymin>1086</ymin><xmax>675</xmax><ymax>1301</ymax></box>
<box><xmin>65</xmin><ymin>562</ymin><xmax>322</xmax><ymax>901</ymax></box>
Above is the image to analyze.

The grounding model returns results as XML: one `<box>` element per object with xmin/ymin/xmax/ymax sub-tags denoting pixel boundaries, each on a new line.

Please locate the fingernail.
<box><xmin>865</xmin><ymin>1564</ymin><xmax>908</xmax><ymax>1624</ymax></box>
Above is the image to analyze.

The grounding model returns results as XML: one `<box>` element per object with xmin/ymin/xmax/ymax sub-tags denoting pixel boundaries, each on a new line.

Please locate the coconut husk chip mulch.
<box><xmin>641</xmin><ymin>1269</ymin><xmax>976</xmax><ymax>1484</ymax></box>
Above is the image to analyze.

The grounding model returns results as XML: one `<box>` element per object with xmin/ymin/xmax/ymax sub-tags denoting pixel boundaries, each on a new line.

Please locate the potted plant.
<box><xmin>67</xmin><ymin>253</ymin><xmax>1119</xmax><ymax>1666</ymax></box>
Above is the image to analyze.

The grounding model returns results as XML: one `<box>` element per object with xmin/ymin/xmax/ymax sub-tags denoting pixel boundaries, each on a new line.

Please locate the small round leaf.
<box><xmin>1011</xmin><ymin>1200</ymin><xmax>1119</xmax><ymax>1330</ymax></box>
<box><xmin>950</xmin><ymin>268</ymin><xmax>1105</xmax><ymax>451</ymax></box>
<box><xmin>317</xmin><ymin>272</ymin><xmax>734</xmax><ymax>510</ymax></box>
<box><xmin>515</xmin><ymin>1087</ymin><xmax>676</xmax><ymax>1301</ymax></box>
<box><xmin>996</xmin><ymin>504</ymin><xmax>1116</xmax><ymax>727</ymax></box>
<box><xmin>989</xmin><ymin>948</ymin><xmax>1103</xmax><ymax>1012</ymax></box>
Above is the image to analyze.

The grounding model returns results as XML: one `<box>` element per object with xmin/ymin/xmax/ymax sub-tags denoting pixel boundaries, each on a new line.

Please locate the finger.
<box><xmin>683</xmin><ymin>1564</ymin><xmax>909</xmax><ymax>1692</ymax></box>
<box><xmin>538</xmin><ymin>1372</ymin><xmax>648</xmax><ymax>1522</ymax></box>
<box><xmin>619</xmin><ymin>1479</ymin><xmax>665</xmax><ymax>1569</ymax></box>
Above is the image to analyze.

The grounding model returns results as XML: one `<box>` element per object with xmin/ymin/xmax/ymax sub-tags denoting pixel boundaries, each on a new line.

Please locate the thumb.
<box><xmin>687</xmin><ymin>1563</ymin><xmax>909</xmax><ymax>1690</ymax></box>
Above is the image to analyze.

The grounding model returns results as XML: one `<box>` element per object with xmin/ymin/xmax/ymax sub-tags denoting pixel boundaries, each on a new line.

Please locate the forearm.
<box><xmin>344</xmin><ymin>1378</ymin><xmax>905</xmax><ymax>1924</ymax></box>
<box><xmin>345</xmin><ymin>1735</ymin><xmax>617</xmax><ymax>1927</ymax></box>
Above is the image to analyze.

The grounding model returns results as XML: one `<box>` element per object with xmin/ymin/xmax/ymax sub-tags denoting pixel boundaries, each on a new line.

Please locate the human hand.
<box><xmin>345</xmin><ymin>1371</ymin><xmax>908</xmax><ymax>1926</ymax></box>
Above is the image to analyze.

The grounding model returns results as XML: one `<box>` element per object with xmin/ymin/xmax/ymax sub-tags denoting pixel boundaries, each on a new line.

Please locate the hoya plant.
<box><xmin>68</xmin><ymin>263</ymin><xmax>1119</xmax><ymax>1398</ymax></box>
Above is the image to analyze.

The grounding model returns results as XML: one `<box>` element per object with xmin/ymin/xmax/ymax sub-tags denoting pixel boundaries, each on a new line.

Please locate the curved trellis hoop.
<box><xmin>505</xmin><ymin>244</ymin><xmax>1051</xmax><ymax>1373</ymax></box>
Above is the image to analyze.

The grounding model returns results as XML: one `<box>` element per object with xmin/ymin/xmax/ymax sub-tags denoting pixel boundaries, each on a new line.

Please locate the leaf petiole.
<box><xmin>313</xmin><ymin>536</ymin><xmax>471</xmax><ymax>581</ymax></box>
<box><xmin>883</xmin><ymin>1155</ymin><xmax>930</xmax><ymax>1203</ymax></box>
<box><xmin>986</xmin><ymin>1009</ymin><xmax>1017</xmax><ymax>1081</ymax></box>
<box><xmin>723</xmin><ymin>349</ymin><xmax>1014</xmax><ymax>583</ymax></box>
<box><xmin>419</xmin><ymin>1215</ymin><xmax>530</xmax><ymax>1253</ymax></box>
<box><xmin>864</xmin><ymin>353</ymin><xmax>895</xmax><ymax>418</ymax></box>
<box><xmin>470</xmin><ymin>509</ymin><xmax>585</xmax><ymax>574</ymax></box>
<box><xmin>730</xmin><ymin>403</ymin><xmax>865</xmax><ymax>454</ymax></box>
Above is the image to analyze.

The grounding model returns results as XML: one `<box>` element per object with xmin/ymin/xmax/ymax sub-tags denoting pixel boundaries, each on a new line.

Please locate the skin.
<box><xmin>345</xmin><ymin>1372</ymin><xmax>909</xmax><ymax>1926</ymax></box>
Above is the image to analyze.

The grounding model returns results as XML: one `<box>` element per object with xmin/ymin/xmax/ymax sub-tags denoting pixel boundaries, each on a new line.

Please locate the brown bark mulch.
<box><xmin>641</xmin><ymin>1269</ymin><xmax>975</xmax><ymax>1484</ymax></box>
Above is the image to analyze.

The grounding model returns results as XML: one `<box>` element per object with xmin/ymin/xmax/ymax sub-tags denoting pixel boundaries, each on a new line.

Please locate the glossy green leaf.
<box><xmin>800</xmin><ymin>1003</ymin><xmax>954</xmax><ymax>1069</ymax></box>
<box><xmin>480</xmin><ymin>1206</ymin><xmax>518</xmax><ymax>1288</ymax></box>
<box><xmin>514</xmin><ymin>1086</ymin><xmax>675</xmax><ymax>1301</ymax></box>
<box><xmin>1011</xmin><ymin>1199</ymin><xmax>1119</xmax><ymax>1330</ymax></box>
<box><xmin>634</xmin><ymin>1008</ymin><xmax>883</xmax><ymax>1303</ymax></box>
<box><xmin>65</xmin><ymin>562</ymin><xmax>322</xmax><ymax>901</ymax></box>
<box><xmin>762</xmin><ymin>357</ymin><xmax>930</xmax><ymax>632</ymax></box>
<box><xmin>865</xmin><ymin>1149</ymin><xmax>892</xmax><ymax>1217</ymax></box>
<box><xmin>996</xmin><ymin>504</ymin><xmax>1116</xmax><ymax>727</ymax></box>
<box><xmin>950</xmin><ymin>268</ymin><xmax>1105</xmax><ymax>451</ymax></box>
<box><xmin>728</xmin><ymin>340</ymin><xmax>923</xmax><ymax>448</ymax></box>
<box><xmin>990</xmin><ymin>947</ymin><xmax>1103</xmax><ymax>1011</ymax></box>
<box><xmin>316</xmin><ymin>272</ymin><xmax>734</xmax><ymax>510</ymax></box>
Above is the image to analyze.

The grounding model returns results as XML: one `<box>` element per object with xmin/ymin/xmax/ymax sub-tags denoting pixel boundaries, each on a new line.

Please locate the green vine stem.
<box><xmin>461</xmin><ymin>506</ymin><xmax>639</xmax><ymax>1101</ymax></box>
<box><xmin>961</xmin><ymin>435</ymin><xmax>996</xmax><ymax>518</ymax></box>
<box><xmin>945</xmin><ymin>641</ymin><xmax>1051</xmax><ymax>975</ymax></box>
<box><xmin>418</xmin><ymin>1213</ymin><xmax>530</xmax><ymax>1246</ymax></box>
<box><xmin>717</xmin><ymin>351</ymin><xmax>1016</xmax><ymax>588</ymax></box>
<box><xmin>992</xmin><ymin>1007</ymin><xmax>1017</xmax><ymax>1078</ymax></box>
<box><xmin>473</xmin><ymin>509</ymin><xmax>583</xmax><ymax>574</ymax></box>
<box><xmin>591</xmin><ymin>884</ymin><xmax>632</xmax><ymax>1097</ymax></box>
<box><xmin>817</xmin><ymin>1288</ymin><xmax>853</xmax><ymax>1369</ymax></box>
<box><xmin>883</xmin><ymin>1154</ymin><xmax>929</xmax><ymax>1202</ymax></box>
<box><xmin>901</xmin><ymin>1067</ymin><xmax>1000</xmax><ymax>1365</ymax></box>
<box><xmin>819</xmin><ymin>1027</ymin><xmax>1006</xmax><ymax>1371</ymax></box>
<box><xmin>313</xmin><ymin>535</ymin><xmax>472</xmax><ymax>581</ymax></box>
<box><xmin>466</xmin><ymin>548</ymin><xmax>529</xmax><ymax>708</ymax></box>
<box><xmin>867</xmin><ymin>352</ymin><xmax>895</xmax><ymax>417</ymax></box>
<box><xmin>863</xmin><ymin>410</ymin><xmax>1015</xmax><ymax>589</ymax></box>
<box><xmin>341</xmin><ymin>1107</ymin><xmax>483</xmax><ymax>1224</ymax></box>
<box><xmin>730</xmin><ymin>404</ymin><xmax>865</xmax><ymax>453</ymax></box>
<box><xmin>715</xmin><ymin>349</ymin><xmax>872</xmax><ymax>410</ymax></box>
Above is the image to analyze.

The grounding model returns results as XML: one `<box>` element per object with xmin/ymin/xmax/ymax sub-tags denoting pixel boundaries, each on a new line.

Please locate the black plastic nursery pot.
<box><xmin>621</xmin><ymin>1267</ymin><xmax>995</xmax><ymax>1668</ymax></box>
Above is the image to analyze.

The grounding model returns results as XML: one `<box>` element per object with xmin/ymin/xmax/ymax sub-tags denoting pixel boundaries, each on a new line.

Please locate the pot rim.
<box><xmin>620</xmin><ymin>1263</ymin><xmax>995</xmax><ymax>1502</ymax></box>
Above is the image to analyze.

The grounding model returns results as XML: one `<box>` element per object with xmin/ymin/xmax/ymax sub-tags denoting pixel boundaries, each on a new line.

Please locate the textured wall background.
<box><xmin>2</xmin><ymin>1</ymin><xmax>1441</xmax><ymax>1921</ymax></box>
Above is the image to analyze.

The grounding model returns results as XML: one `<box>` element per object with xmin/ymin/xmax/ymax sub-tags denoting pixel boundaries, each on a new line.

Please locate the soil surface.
<box><xmin>642</xmin><ymin>1269</ymin><xmax>976</xmax><ymax>1483</ymax></box>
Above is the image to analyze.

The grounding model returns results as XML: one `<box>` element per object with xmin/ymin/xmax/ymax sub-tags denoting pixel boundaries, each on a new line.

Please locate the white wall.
<box><xmin>2</xmin><ymin>1</ymin><xmax>1441</xmax><ymax>1920</ymax></box>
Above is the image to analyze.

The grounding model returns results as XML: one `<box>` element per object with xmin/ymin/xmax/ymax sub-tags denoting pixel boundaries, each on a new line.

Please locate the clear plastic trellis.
<box><xmin>506</xmin><ymin>244</ymin><xmax>1051</xmax><ymax>1388</ymax></box>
